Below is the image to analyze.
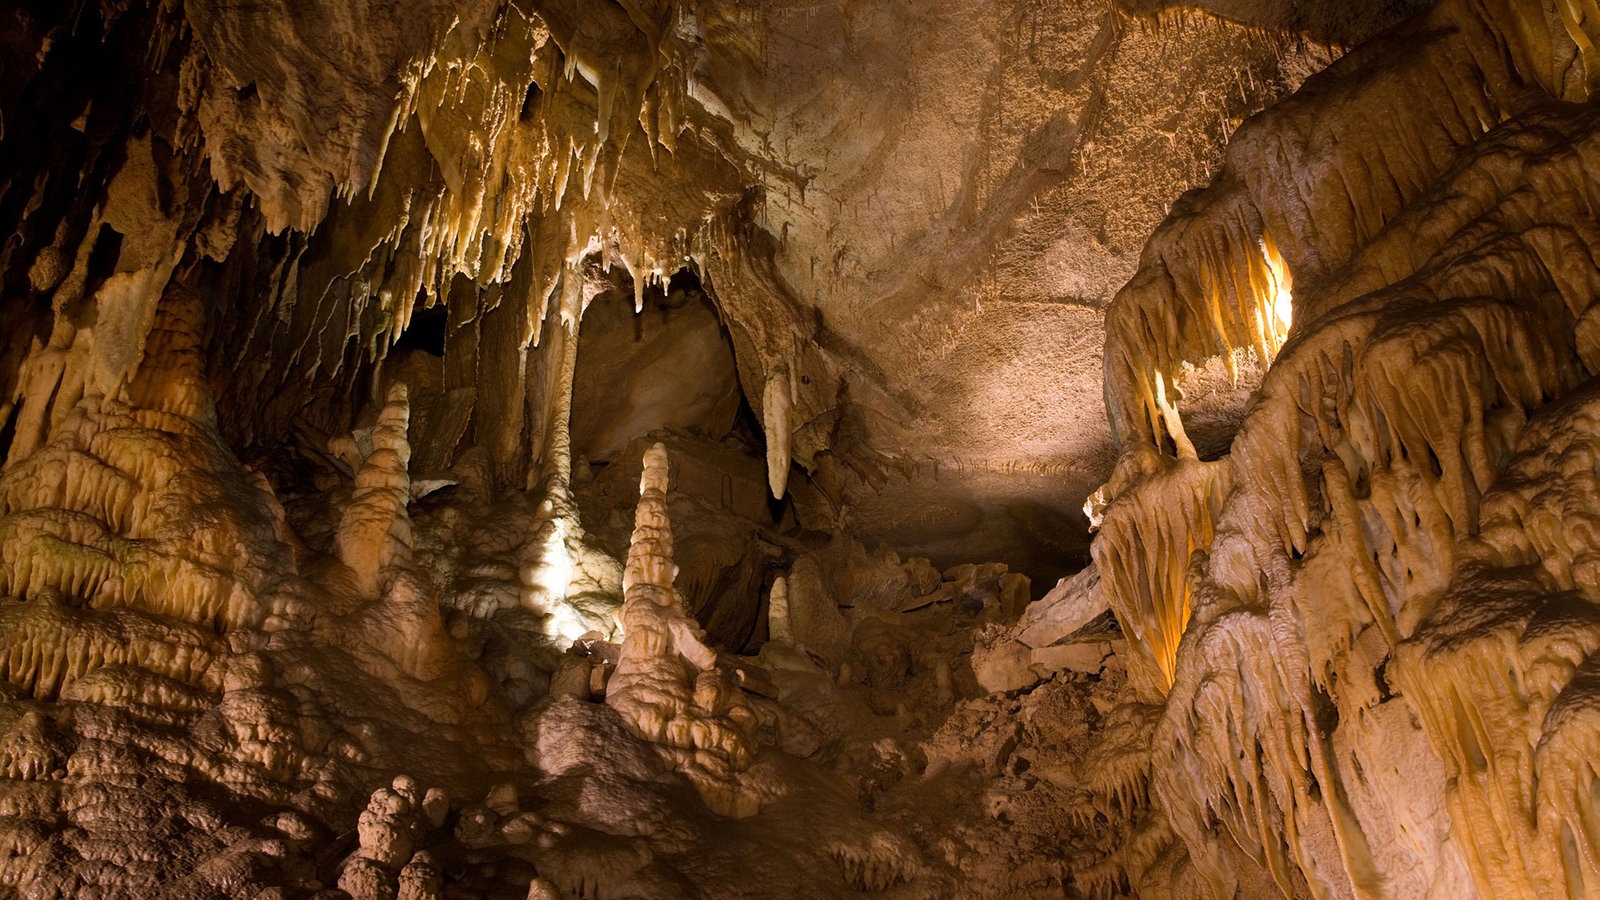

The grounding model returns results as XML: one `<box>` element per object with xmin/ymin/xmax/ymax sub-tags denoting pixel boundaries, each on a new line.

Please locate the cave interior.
<box><xmin>3</xmin><ymin>0</ymin><xmax>1600</xmax><ymax>897</ymax></box>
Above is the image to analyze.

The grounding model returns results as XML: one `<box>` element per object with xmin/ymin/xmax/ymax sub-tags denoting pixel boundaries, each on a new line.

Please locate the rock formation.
<box><xmin>2</xmin><ymin>0</ymin><xmax>1597</xmax><ymax>896</ymax></box>
<box><xmin>604</xmin><ymin>442</ymin><xmax>765</xmax><ymax>816</ymax></box>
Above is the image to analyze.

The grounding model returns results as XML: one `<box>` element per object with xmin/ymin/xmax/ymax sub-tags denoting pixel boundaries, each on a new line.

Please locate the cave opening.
<box><xmin>665</xmin><ymin>264</ymin><xmax>702</xmax><ymax>298</ymax></box>
<box><xmin>392</xmin><ymin>301</ymin><xmax>447</xmax><ymax>357</ymax></box>
<box><xmin>568</xmin><ymin>262</ymin><xmax>797</xmax><ymax>650</ymax></box>
<box><xmin>82</xmin><ymin>223</ymin><xmax>123</xmax><ymax>296</ymax></box>
<box><xmin>570</xmin><ymin>263</ymin><xmax>746</xmax><ymax>467</ymax></box>
<box><xmin>519</xmin><ymin>80</ymin><xmax>542</xmax><ymax>122</ymax></box>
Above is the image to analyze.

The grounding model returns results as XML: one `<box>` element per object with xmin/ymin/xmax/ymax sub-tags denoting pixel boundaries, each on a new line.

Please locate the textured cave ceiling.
<box><xmin>2</xmin><ymin>0</ymin><xmax>1375</xmax><ymax>581</ymax></box>
<box><xmin>5</xmin><ymin>0</ymin><xmax>1600</xmax><ymax>896</ymax></box>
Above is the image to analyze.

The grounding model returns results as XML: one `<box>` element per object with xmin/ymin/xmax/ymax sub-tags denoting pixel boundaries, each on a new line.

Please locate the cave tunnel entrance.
<box><xmin>393</xmin><ymin>302</ymin><xmax>447</xmax><ymax>357</ymax></box>
<box><xmin>570</xmin><ymin>264</ymin><xmax>746</xmax><ymax>469</ymax></box>
<box><xmin>570</xmin><ymin>264</ymin><xmax>792</xmax><ymax>652</ymax></box>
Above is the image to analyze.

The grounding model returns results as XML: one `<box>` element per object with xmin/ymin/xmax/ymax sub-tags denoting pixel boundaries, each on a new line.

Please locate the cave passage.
<box><xmin>570</xmin><ymin>265</ymin><xmax>744</xmax><ymax>467</ymax></box>
<box><xmin>393</xmin><ymin>302</ymin><xmax>448</xmax><ymax>357</ymax></box>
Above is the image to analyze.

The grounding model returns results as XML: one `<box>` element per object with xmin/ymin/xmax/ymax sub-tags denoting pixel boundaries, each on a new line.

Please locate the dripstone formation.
<box><xmin>2</xmin><ymin>0</ymin><xmax>1597</xmax><ymax>896</ymax></box>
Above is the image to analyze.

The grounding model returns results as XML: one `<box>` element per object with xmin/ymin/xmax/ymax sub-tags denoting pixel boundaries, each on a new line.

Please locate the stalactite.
<box><xmin>1091</xmin><ymin>453</ymin><xmax>1230</xmax><ymax>700</ymax></box>
<box><xmin>762</xmin><ymin>364</ymin><xmax>793</xmax><ymax>500</ymax></box>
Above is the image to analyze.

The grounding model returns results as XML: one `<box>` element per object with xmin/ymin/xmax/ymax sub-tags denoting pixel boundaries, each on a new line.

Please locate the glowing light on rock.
<box><xmin>524</xmin><ymin>517</ymin><xmax>586</xmax><ymax>644</ymax></box>
<box><xmin>1259</xmin><ymin>232</ymin><xmax>1294</xmax><ymax>350</ymax></box>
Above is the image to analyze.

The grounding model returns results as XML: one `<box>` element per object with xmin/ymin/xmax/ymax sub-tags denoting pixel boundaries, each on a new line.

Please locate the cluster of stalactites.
<box><xmin>1220</xmin><ymin>292</ymin><xmax>1566</xmax><ymax>630</ymax></box>
<box><xmin>367</xmin><ymin>2</ymin><xmax>692</xmax><ymax>352</ymax></box>
<box><xmin>1068</xmin><ymin>702</ymin><xmax>1176</xmax><ymax>898</ymax></box>
<box><xmin>1103</xmin><ymin>197</ymin><xmax>1294</xmax><ymax>457</ymax></box>
<box><xmin>1099</xmin><ymin>0</ymin><xmax>1559</xmax><ymax>456</ymax></box>
<box><xmin>1142</xmin><ymin>231</ymin><xmax>1587</xmax><ymax>900</ymax></box>
<box><xmin>604</xmin><ymin>443</ymin><xmax>764</xmax><ymax>816</ymax></box>
<box><xmin>1131</xmin><ymin>158</ymin><xmax>1587</xmax><ymax>900</ymax></box>
<box><xmin>206</xmin><ymin>0</ymin><xmax>763</xmax><ymax>500</ymax></box>
<box><xmin>1095</xmin><ymin>0</ymin><xmax>1600</xmax><ymax>712</ymax></box>
<box><xmin>1469</xmin><ymin>0</ymin><xmax>1600</xmax><ymax>103</ymax></box>
<box><xmin>366</xmin><ymin>0</ymin><xmax>733</xmax><ymax>359</ymax></box>
<box><xmin>1085</xmin><ymin>0</ymin><xmax>1600</xmax><ymax>896</ymax></box>
<box><xmin>1132</xmin><ymin>319</ymin><xmax>1525</xmax><ymax>894</ymax></box>
<box><xmin>1388</xmin><ymin>387</ymin><xmax>1600</xmax><ymax>898</ymax></box>
<box><xmin>1150</xmin><ymin>596</ymin><xmax>1393</xmax><ymax>900</ymax></box>
<box><xmin>1090</xmin><ymin>451</ymin><xmax>1230</xmax><ymax>701</ymax></box>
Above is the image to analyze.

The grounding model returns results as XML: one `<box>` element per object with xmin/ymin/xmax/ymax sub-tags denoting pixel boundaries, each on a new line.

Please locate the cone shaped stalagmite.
<box><xmin>606</xmin><ymin>442</ymin><xmax>766</xmax><ymax>816</ymax></box>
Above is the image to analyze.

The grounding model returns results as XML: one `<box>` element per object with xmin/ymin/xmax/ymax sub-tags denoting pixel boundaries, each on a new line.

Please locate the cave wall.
<box><xmin>1083</xmin><ymin>0</ymin><xmax>1600</xmax><ymax>895</ymax></box>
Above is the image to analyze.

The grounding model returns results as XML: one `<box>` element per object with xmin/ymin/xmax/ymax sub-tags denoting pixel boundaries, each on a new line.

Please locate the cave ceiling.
<box><xmin>0</xmin><ymin>0</ymin><xmax>1416</xmax><ymax>578</ymax></box>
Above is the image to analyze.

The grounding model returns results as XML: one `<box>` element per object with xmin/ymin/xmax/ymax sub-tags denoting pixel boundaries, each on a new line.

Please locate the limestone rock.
<box><xmin>1015</xmin><ymin>564</ymin><xmax>1107</xmax><ymax>651</ymax></box>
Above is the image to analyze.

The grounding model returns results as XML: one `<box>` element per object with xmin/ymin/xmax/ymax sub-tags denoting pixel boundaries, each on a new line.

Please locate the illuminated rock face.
<box><xmin>0</xmin><ymin>0</ymin><xmax>1595</xmax><ymax>895</ymax></box>
<box><xmin>1084</xmin><ymin>0</ymin><xmax>1600</xmax><ymax>895</ymax></box>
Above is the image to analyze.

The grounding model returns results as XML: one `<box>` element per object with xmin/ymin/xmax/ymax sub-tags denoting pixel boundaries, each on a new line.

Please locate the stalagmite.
<box><xmin>337</xmin><ymin>384</ymin><xmax>415</xmax><ymax>596</ymax></box>
<box><xmin>767</xmin><ymin>575</ymin><xmax>794</xmax><ymax>646</ymax></box>
<box><xmin>605</xmin><ymin>443</ymin><xmax>762</xmax><ymax>815</ymax></box>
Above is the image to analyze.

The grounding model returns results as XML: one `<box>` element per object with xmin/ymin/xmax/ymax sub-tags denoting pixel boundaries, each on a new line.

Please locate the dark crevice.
<box><xmin>727</xmin><ymin>393</ymin><xmax>766</xmax><ymax>455</ymax></box>
<box><xmin>394</xmin><ymin>302</ymin><xmax>448</xmax><ymax>357</ymax></box>
<box><xmin>666</xmin><ymin>265</ymin><xmax>702</xmax><ymax>298</ymax></box>
<box><xmin>519</xmin><ymin>80</ymin><xmax>542</xmax><ymax>121</ymax></box>
<box><xmin>0</xmin><ymin>398</ymin><xmax>19</xmax><ymax>464</ymax></box>
<box><xmin>82</xmin><ymin>223</ymin><xmax>124</xmax><ymax>298</ymax></box>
